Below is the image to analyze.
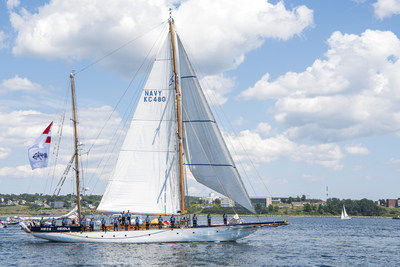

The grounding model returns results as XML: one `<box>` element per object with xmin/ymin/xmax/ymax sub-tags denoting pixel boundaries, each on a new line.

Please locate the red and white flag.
<box><xmin>28</xmin><ymin>122</ymin><xmax>53</xmax><ymax>170</ymax></box>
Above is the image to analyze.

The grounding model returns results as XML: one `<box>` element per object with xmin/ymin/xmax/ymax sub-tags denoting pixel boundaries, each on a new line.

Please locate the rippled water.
<box><xmin>1</xmin><ymin>216</ymin><xmax>399</xmax><ymax>266</ymax></box>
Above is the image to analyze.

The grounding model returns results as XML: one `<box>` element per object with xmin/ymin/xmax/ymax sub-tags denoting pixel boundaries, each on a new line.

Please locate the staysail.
<box><xmin>178</xmin><ymin>36</ymin><xmax>255</xmax><ymax>212</ymax></box>
<box><xmin>97</xmin><ymin>34</ymin><xmax>180</xmax><ymax>214</ymax></box>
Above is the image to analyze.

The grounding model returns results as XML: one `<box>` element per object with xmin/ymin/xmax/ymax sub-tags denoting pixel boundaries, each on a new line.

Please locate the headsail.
<box><xmin>178</xmin><ymin>36</ymin><xmax>255</xmax><ymax>212</ymax></box>
<box><xmin>97</xmin><ymin>33</ymin><xmax>180</xmax><ymax>214</ymax></box>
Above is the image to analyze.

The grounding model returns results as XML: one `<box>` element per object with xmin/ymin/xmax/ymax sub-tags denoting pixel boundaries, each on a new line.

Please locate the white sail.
<box><xmin>97</xmin><ymin>34</ymin><xmax>180</xmax><ymax>214</ymax></box>
<box><xmin>178</xmin><ymin>36</ymin><xmax>254</xmax><ymax>212</ymax></box>
<box><xmin>341</xmin><ymin>205</ymin><xmax>350</xmax><ymax>219</ymax></box>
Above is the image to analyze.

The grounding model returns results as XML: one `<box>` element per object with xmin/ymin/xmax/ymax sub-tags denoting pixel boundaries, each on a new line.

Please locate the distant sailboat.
<box><xmin>341</xmin><ymin>205</ymin><xmax>351</xmax><ymax>220</ymax></box>
<box><xmin>20</xmin><ymin>15</ymin><xmax>288</xmax><ymax>243</ymax></box>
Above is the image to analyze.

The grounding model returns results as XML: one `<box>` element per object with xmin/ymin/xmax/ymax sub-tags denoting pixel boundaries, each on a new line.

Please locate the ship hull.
<box><xmin>20</xmin><ymin>221</ymin><xmax>287</xmax><ymax>243</ymax></box>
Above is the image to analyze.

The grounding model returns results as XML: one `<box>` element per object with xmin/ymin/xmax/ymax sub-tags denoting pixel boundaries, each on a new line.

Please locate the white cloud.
<box><xmin>0</xmin><ymin>31</ymin><xmax>6</xmax><ymax>49</ymax></box>
<box><xmin>302</xmin><ymin>174</ymin><xmax>324</xmax><ymax>183</ymax></box>
<box><xmin>255</xmin><ymin>122</ymin><xmax>273</xmax><ymax>136</ymax></box>
<box><xmin>7</xmin><ymin>0</ymin><xmax>20</xmax><ymax>10</ymax></box>
<box><xmin>232</xmin><ymin>116</ymin><xmax>246</xmax><ymax>126</ymax></box>
<box><xmin>373</xmin><ymin>0</ymin><xmax>400</xmax><ymax>19</ymax></box>
<box><xmin>385</xmin><ymin>157</ymin><xmax>400</xmax><ymax>164</ymax></box>
<box><xmin>200</xmin><ymin>74</ymin><xmax>235</xmax><ymax>106</ymax></box>
<box><xmin>240</xmin><ymin>29</ymin><xmax>400</xmax><ymax>142</ymax></box>
<box><xmin>0</xmin><ymin>75</ymin><xmax>42</xmax><ymax>93</ymax></box>
<box><xmin>9</xmin><ymin>0</ymin><xmax>313</xmax><ymax>75</ymax></box>
<box><xmin>345</xmin><ymin>144</ymin><xmax>370</xmax><ymax>155</ymax></box>
<box><xmin>0</xmin><ymin>147</ymin><xmax>11</xmax><ymax>159</ymax></box>
<box><xmin>226</xmin><ymin>130</ymin><xmax>343</xmax><ymax>169</ymax></box>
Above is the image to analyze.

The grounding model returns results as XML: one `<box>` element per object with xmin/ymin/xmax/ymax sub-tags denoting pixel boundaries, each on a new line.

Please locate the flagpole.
<box><xmin>70</xmin><ymin>72</ymin><xmax>82</xmax><ymax>222</ymax></box>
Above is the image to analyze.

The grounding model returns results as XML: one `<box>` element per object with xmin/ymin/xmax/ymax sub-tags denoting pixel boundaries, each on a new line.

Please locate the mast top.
<box><xmin>169</xmin><ymin>8</ymin><xmax>174</xmax><ymax>23</ymax></box>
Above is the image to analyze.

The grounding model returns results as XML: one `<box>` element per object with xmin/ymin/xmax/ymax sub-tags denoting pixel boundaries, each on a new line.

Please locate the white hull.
<box><xmin>28</xmin><ymin>225</ymin><xmax>260</xmax><ymax>243</ymax></box>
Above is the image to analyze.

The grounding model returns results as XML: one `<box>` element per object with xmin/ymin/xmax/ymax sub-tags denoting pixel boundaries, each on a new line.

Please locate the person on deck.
<box><xmin>80</xmin><ymin>216</ymin><xmax>87</xmax><ymax>231</ymax></box>
<box><xmin>121</xmin><ymin>211</ymin><xmax>126</xmax><ymax>226</ymax></box>
<box><xmin>170</xmin><ymin>215</ymin><xmax>176</xmax><ymax>229</ymax></box>
<box><xmin>101</xmin><ymin>217</ymin><xmax>107</xmax><ymax>232</ymax></box>
<box><xmin>51</xmin><ymin>218</ymin><xmax>56</xmax><ymax>227</ymax></box>
<box><xmin>62</xmin><ymin>218</ymin><xmax>67</xmax><ymax>226</ymax></box>
<box><xmin>40</xmin><ymin>217</ymin><xmax>45</xmax><ymax>227</ymax></box>
<box><xmin>207</xmin><ymin>213</ymin><xmax>211</xmax><ymax>226</ymax></box>
<box><xmin>145</xmin><ymin>215</ymin><xmax>150</xmax><ymax>230</ymax></box>
<box><xmin>113</xmin><ymin>217</ymin><xmax>119</xmax><ymax>231</ymax></box>
<box><xmin>71</xmin><ymin>218</ymin><xmax>76</xmax><ymax>225</ymax></box>
<box><xmin>89</xmin><ymin>218</ymin><xmax>94</xmax><ymax>232</ymax></box>
<box><xmin>192</xmin><ymin>214</ymin><xmax>198</xmax><ymax>227</ymax></box>
<box><xmin>223</xmin><ymin>213</ymin><xmax>228</xmax><ymax>225</ymax></box>
<box><xmin>125</xmin><ymin>217</ymin><xmax>130</xmax><ymax>231</ymax></box>
<box><xmin>127</xmin><ymin>210</ymin><xmax>132</xmax><ymax>225</ymax></box>
<box><xmin>158</xmin><ymin>215</ymin><xmax>163</xmax><ymax>229</ymax></box>
<box><xmin>135</xmin><ymin>217</ymin><xmax>140</xmax><ymax>230</ymax></box>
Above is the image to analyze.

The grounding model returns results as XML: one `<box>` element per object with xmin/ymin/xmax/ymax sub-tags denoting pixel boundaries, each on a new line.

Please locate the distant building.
<box><xmin>386</xmin><ymin>199</ymin><xmax>398</xmax><ymax>208</ymax></box>
<box><xmin>272</xmin><ymin>198</ymin><xmax>281</xmax><ymax>205</ymax></box>
<box><xmin>202</xmin><ymin>193</ymin><xmax>217</xmax><ymax>204</ymax></box>
<box><xmin>291</xmin><ymin>201</ymin><xmax>311</xmax><ymax>207</ymax></box>
<box><xmin>50</xmin><ymin>201</ymin><xmax>64</xmax><ymax>208</ymax></box>
<box><xmin>221</xmin><ymin>197</ymin><xmax>235</xmax><ymax>207</ymax></box>
<box><xmin>250</xmin><ymin>197</ymin><xmax>272</xmax><ymax>208</ymax></box>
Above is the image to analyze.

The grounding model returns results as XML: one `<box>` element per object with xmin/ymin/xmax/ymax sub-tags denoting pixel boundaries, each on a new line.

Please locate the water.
<box><xmin>1</xmin><ymin>216</ymin><xmax>399</xmax><ymax>266</ymax></box>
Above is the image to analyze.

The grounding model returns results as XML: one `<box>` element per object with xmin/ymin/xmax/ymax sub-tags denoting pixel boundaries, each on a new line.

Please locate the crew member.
<box><xmin>145</xmin><ymin>215</ymin><xmax>150</xmax><ymax>230</ymax></box>
<box><xmin>89</xmin><ymin>217</ymin><xmax>95</xmax><ymax>231</ymax></box>
<box><xmin>127</xmin><ymin>210</ymin><xmax>131</xmax><ymax>225</ymax></box>
<box><xmin>113</xmin><ymin>217</ymin><xmax>119</xmax><ymax>231</ymax></box>
<box><xmin>135</xmin><ymin>217</ymin><xmax>140</xmax><ymax>230</ymax></box>
<box><xmin>101</xmin><ymin>217</ymin><xmax>107</xmax><ymax>232</ymax></box>
<box><xmin>80</xmin><ymin>216</ymin><xmax>87</xmax><ymax>231</ymax></box>
<box><xmin>192</xmin><ymin>214</ymin><xmax>198</xmax><ymax>227</ymax></box>
<box><xmin>170</xmin><ymin>215</ymin><xmax>176</xmax><ymax>229</ymax></box>
<box><xmin>207</xmin><ymin>213</ymin><xmax>211</xmax><ymax>226</ymax></box>
<box><xmin>62</xmin><ymin>218</ymin><xmax>67</xmax><ymax>226</ymax></box>
<box><xmin>51</xmin><ymin>217</ymin><xmax>56</xmax><ymax>227</ymax></box>
<box><xmin>223</xmin><ymin>213</ymin><xmax>228</xmax><ymax>225</ymax></box>
<box><xmin>121</xmin><ymin>211</ymin><xmax>126</xmax><ymax>226</ymax></box>
<box><xmin>125</xmin><ymin>217</ymin><xmax>130</xmax><ymax>231</ymax></box>
<box><xmin>158</xmin><ymin>215</ymin><xmax>163</xmax><ymax>229</ymax></box>
<box><xmin>40</xmin><ymin>217</ymin><xmax>45</xmax><ymax>227</ymax></box>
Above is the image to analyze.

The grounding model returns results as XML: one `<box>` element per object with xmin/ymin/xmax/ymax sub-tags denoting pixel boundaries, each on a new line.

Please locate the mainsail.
<box><xmin>178</xmin><ymin>37</ymin><xmax>254</xmax><ymax>212</ymax></box>
<box><xmin>97</xmin><ymin>34</ymin><xmax>180</xmax><ymax>214</ymax></box>
<box><xmin>98</xmin><ymin>28</ymin><xmax>254</xmax><ymax>214</ymax></box>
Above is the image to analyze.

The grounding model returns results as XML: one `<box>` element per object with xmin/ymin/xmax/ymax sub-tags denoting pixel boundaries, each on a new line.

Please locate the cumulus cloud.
<box><xmin>0</xmin><ymin>75</ymin><xmax>42</xmax><ymax>93</ymax></box>
<box><xmin>345</xmin><ymin>144</ymin><xmax>370</xmax><ymax>155</ymax></box>
<box><xmin>226</xmin><ymin>130</ymin><xmax>343</xmax><ymax>170</ymax></box>
<box><xmin>373</xmin><ymin>0</ymin><xmax>400</xmax><ymax>19</ymax></box>
<box><xmin>6</xmin><ymin>0</ymin><xmax>20</xmax><ymax>10</ymax></box>
<box><xmin>200</xmin><ymin>74</ymin><xmax>235</xmax><ymax>106</ymax></box>
<box><xmin>240</xmin><ymin>29</ymin><xmax>400</xmax><ymax>142</ymax></box>
<box><xmin>9</xmin><ymin>0</ymin><xmax>313</xmax><ymax>76</ymax></box>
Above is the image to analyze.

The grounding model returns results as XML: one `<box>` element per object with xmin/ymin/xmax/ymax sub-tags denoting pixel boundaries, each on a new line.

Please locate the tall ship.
<box><xmin>20</xmin><ymin>15</ymin><xmax>288</xmax><ymax>243</ymax></box>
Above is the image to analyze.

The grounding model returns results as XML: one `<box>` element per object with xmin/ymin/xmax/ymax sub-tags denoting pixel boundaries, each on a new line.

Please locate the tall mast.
<box><xmin>169</xmin><ymin>15</ymin><xmax>185</xmax><ymax>214</ymax></box>
<box><xmin>69</xmin><ymin>72</ymin><xmax>82</xmax><ymax>221</ymax></box>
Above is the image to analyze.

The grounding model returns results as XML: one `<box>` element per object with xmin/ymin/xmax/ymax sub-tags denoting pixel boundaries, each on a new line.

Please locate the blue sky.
<box><xmin>1</xmin><ymin>0</ymin><xmax>400</xmax><ymax>201</ymax></box>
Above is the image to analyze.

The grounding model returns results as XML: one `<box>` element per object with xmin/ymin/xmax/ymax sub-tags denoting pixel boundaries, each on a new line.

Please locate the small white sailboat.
<box><xmin>341</xmin><ymin>205</ymin><xmax>351</xmax><ymax>220</ymax></box>
<box><xmin>20</xmin><ymin>15</ymin><xmax>288</xmax><ymax>243</ymax></box>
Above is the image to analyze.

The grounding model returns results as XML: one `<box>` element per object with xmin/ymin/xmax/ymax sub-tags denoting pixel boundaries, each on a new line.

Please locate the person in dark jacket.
<box><xmin>207</xmin><ymin>213</ymin><xmax>211</xmax><ymax>226</ymax></box>
<box><xmin>223</xmin><ymin>213</ymin><xmax>228</xmax><ymax>225</ymax></box>
<box><xmin>101</xmin><ymin>217</ymin><xmax>107</xmax><ymax>232</ymax></box>
<box><xmin>145</xmin><ymin>216</ymin><xmax>150</xmax><ymax>230</ymax></box>
<box><xmin>158</xmin><ymin>215</ymin><xmax>163</xmax><ymax>229</ymax></box>
<box><xmin>192</xmin><ymin>214</ymin><xmax>198</xmax><ymax>227</ymax></box>
<box><xmin>170</xmin><ymin>215</ymin><xmax>176</xmax><ymax>229</ymax></box>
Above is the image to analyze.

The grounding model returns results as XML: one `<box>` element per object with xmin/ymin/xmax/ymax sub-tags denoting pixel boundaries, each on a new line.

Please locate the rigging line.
<box><xmin>74</xmin><ymin>21</ymin><xmax>167</xmax><ymax>75</ymax></box>
<box><xmin>88</xmin><ymin>24</ymin><xmax>170</xmax><ymax>194</ymax></box>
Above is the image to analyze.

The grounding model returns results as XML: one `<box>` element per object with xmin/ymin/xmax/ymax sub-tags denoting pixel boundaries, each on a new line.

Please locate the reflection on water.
<box><xmin>1</xmin><ymin>216</ymin><xmax>400</xmax><ymax>266</ymax></box>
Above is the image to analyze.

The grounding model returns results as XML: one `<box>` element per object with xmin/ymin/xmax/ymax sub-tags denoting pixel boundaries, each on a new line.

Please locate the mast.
<box><xmin>169</xmin><ymin>15</ymin><xmax>185</xmax><ymax>214</ymax></box>
<box><xmin>69</xmin><ymin>72</ymin><xmax>82</xmax><ymax>221</ymax></box>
